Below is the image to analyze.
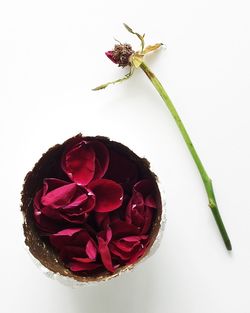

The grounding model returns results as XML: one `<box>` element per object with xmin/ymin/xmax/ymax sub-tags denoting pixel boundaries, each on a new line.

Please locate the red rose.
<box><xmin>34</xmin><ymin>177</ymin><xmax>124</xmax><ymax>233</ymax></box>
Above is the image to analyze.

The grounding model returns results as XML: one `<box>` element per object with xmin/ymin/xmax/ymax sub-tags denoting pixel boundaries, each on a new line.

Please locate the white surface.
<box><xmin>1</xmin><ymin>0</ymin><xmax>250</xmax><ymax>312</ymax></box>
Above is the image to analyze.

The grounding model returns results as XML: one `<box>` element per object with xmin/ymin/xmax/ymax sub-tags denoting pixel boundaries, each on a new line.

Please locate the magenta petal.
<box><xmin>95</xmin><ymin>212</ymin><xmax>110</xmax><ymax>229</ymax></box>
<box><xmin>105</xmin><ymin>51</ymin><xmax>117</xmax><ymax>64</ymax></box>
<box><xmin>88</xmin><ymin>179</ymin><xmax>123</xmax><ymax>212</ymax></box>
<box><xmin>41</xmin><ymin>183</ymin><xmax>77</xmax><ymax>208</ymax></box>
<box><xmin>88</xmin><ymin>141</ymin><xmax>109</xmax><ymax>180</ymax></box>
<box><xmin>140</xmin><ymin>206</ymin><xmax>154</xmax><ymax>234</ymax></box>
<box><xmin>134</xmin><ymin>179</ymin><xmax>152</xmax><ymax>193</ymax></box>
<box><xmin>104</xmin><ymin>150</ymin><xmax>138</xmax><ymax>188</ymax></box>
<box><xmin>52</xmin><ymin>228</ymin><xmax>82</xmax><ymax>237</ymax></box>
<box><xmin>62</xmin><ymin>142</ymin><xmax>95</xmax><ymax>186</ymax></box>
<box><xmin>42</xmin><ymin>178</ymin><xmax>70</xmax><ymax>194</ymax></box>
<box><xmin>72</xmin><ymin>257</ymin><xmax>95</xmax><ymax>263</ymax></box>
<box><xmin>49</xmin><ymin>228</ymin><xmax>82</xmax><ymax>250</ymax></box>
<box><xmin>64</xmin><ymin>193</ymin><xmax>88</xmax><ymax>208</ymax></box>
<box><xmin>73</xmin><ymin>229</ymin><xmax>91</xmax><ymax>244</ymax></box>
<box><xmin>69</xmin><ymin>260</ymin><xmax>101</xmax><ymax>272</ymax></box>
<box><xmin>113</xmin><ymin>240</ymin><xmax>138</xmax><ymax>253</ymax></box>
<box><xmin>109</xmin><ymin>245</ymin><xmax>130</xmax><ymax>261</ymax></box>
<box><xmin>41</xmin><ymin>206</ymin><xmax>61</xmax><ymax>220</ymax></box>
<box><xmin>86</xmin><ymin>240</ymin><xmax>97</xmax><ymax>260</ymax></box>
<box><xmin>134</xmin><ymin>180</ymin><xmax>156</xmax><ymax>207</ymax></box>
<box><xmin>111</xmin><ymin>220</ymin><xmax>139</xmax><ymax>238</ymax></box>
<box><xmin>97</xmin><ymin>236</ymin><xmax>114</xmax><ymax>273</ymax></box>
<box><xmin>34</xmin><ymin>188</ymin><xmax>63</xmax><ymax>233</ymax></box>
<box><xmin>127</xmin><ymin>241</ymin><xmax>149</xmax><ymax>265</ymax></box>
<box><xmin>122</xmin><ymin>235</ymin><xmax>148</xmax><ymax>242</ymax></box>
<box><xmin>145</xmin><ymin>194</ymin><xmax>157</xmax><ymax>208</ymax></box>
<box><xmin>60</xmin><ymin>246</ymin><xmax>85</xmax><ymax>260</ymax></box>
<box><xmin>33</xmin><ymin>189</ymin><xmax>43</xmax><ymax>220</ymax></box>
<box><xmin>106</xmin><ymin>227</ymin><xmax>112</xmax><ymax>242</ymax></box>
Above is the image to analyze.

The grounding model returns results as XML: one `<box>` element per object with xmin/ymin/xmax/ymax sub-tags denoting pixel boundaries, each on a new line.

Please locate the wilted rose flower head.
<box><xmin>105</xmin><ymin>43</ymin><xmax>134</xmax><ymax>67</ymax></box>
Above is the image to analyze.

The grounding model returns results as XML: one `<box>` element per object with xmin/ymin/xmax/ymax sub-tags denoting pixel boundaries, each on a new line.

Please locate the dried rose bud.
<box><xmin>105</xmin><ymin>43</ymin><xmax>134</xmax><ymax>67</ymax></box>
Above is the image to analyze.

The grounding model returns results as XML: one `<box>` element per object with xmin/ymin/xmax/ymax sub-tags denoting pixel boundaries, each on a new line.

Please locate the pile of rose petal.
<box><xmin>33</xmin><ymin>137</ymin><xmax>158</xmax><ymax>274</ymax></box>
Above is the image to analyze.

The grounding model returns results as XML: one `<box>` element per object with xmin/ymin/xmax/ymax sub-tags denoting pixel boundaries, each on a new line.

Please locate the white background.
<box><xmin>1</xmin><ymin>0</ymin><xmax>250</xmax><ymax>312</ymax></box>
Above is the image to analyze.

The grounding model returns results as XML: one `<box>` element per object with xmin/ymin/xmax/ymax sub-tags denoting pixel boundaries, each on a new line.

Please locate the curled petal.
<box><xmin>125</xmin><ymin>179</ymin><xmax>157</xmax><ymax>234</ymax></box>
<box><xmin>95</xmin><ymin>212</ymin><xmax>110</xmax><ymax>229</ymax></box>
<box><xmin>140</xmin><ymin>206</ymin><xmax>154</xmax><ymax>235</ymax></box>
<box><xmin>97</xmin><ymin>229</ymin><xmax>114</xmax><ymax>272</ymax></box>
<box><xmin>69</xmin><ymin>259</ymin><xmax>102</xmax><ymax>272</ymax></box>
<box><xmin>86</xmin><ymin>240</ymin><xmax>97</xmax><ymax>260</ymax></box>
<box><xmin>88</xmin><ymin>179</ymin><xmax>123</xmax><ymax>212</ymax></box>
<box><xmin>49</xmin><ymin>228</ymin><xmax>82</xmax><ymax>250</ymax></box>
<box><xmin>127</xmin><ymin>239</ymin><xmax>149</xmax><ymax>265</ymax></box>
<box><xmin>62</xmin><ymin>140</ymin><xmax>109</xmax><ymax>186</ymax></box>
<box><xmin>134</xmin><ymin>179</ymin><xmax>157</xmax><ymax>208</ymax></box>
<box><xmin>122</xmin><ymin>235</ymin><xmax>148</xmax><ymax>242</ymax></box>
<box><xmin>41</xmin><ymin>182</ymin><xmax>77</xmax><ymax>208</ymax></box>
<box><xmin>34</xmin><ymin>179</ymin><xmax>96</xmax><ymax>228</ymax></box>
<box><xmin>62</xmin><ymin>141</ymin><xmax>95</xmax><ymax>185</ymax></box>
<box><xmin>105</xmin><ymin>51</ymin><xmax>117</xmax><ymax>64</ymax></box>
<box><xmin>89</xmin><ymin>141</ymin><xmax>109</xmax><ymax>180</ymax></box>
<box><xmin>104</xmin><ymin>150</ymin><xmax>138</xmax><ymax>190</ymax></box>
<box><xmin>34</xmin><ymin>189</ymin><xmax>63</xmax><ymax>233</ymax></box>
<box><xmin>110</xmin><ymin>235</ymin><xmax>148</xmax><ymax>263</ymax></box>
<box><xmin>110</xmin><ymin>220</ymin><xmax>139</xmax><ymax>238</ymax></box>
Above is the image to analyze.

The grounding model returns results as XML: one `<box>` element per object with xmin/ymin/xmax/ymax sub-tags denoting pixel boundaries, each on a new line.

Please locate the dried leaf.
<box><xmin>143</xmin><ymin>43</ymin><xmax>163</xmax><ymax>55</ymax></box>
<box><xmin>92</xmin><ymin>69</ymin><xmax>134</xmax><ymax>91</ymax></box>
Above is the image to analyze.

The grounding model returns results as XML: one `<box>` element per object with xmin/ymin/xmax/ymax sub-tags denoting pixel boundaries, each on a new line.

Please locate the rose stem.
<box><xmin>140</xmin><ymin>61</ymin><xmax>232</xmax><ymax>251</ymax></box>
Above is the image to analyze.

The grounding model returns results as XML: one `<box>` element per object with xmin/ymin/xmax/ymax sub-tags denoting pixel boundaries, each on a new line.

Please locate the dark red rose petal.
<box><xmin>41</xmin><ymin>182</ymin><xmax>77</xmax><ymax>209</ymax></box>
<box><xmin>145</xmin><ymin>194</ymin><xmax>157</xmax><ymax>208</ymax></box>
<box><xmin>42</xmin><ymin>178</ymin><xmax>69</xmax><ymax>194</ymax></box>
<box><xmin>122</xmin><ymin>235</ymin><xmax>148</xmax><ymax>242</ymax></box>
<box><xmin>72</xmin><ymin>229</ymin><xmax>92</xmax><ymax>245</ymax></box>
<box><xmin>35</xmin><ymin>179</ymin><xmax>96</xmax><ymax>226</ymax></box>
<box><xmin>113</xmin><ymin>240</ymin><xmax>138</xmax><ymax>253</ymax></box>
<box><xmin>86</xmin><ymin>239</ymin><xmax>97</xmax><ymax>260</ymax></box>
<box><xmin>69</xmin><ymin>259</ymin><xmax>102</xmax><ymax>272</ymax></box>
<box><xmin>49</xmin><ymin>228</ymin><xmax>82</xmax><ymax>250</ymax></box>
<box><xmin>109</xmin><ymin>245</ymin><xmax>129</xmax><ymax>261</ymax></box>
<box><xmin>134</xmin><ymin>180</ymin><xmax>157</xmax><ymax>209</ymax></box>
<box><xmin>62</xmin><ymin>142</ymin><xmax>96</xmax><ymax>186</ymax></box>
<box><xmin>125</xmin><ymin>179</ymin><xmax>157</xmax><ymax>234</ymax></box>
<box><xmin>127</xmin><ymin>239</ymin><xmax>149</xmax><ymax>265</ymax></box>
<box><xmin>95</xmin><ymin>212</ymin><xmax>110</xmax><ymax>229</ymax></box>
<box><xmin>60</xmin><ymin>246</ymin><xmax>85</xmax><ymax>260</ymax></box>
<box><xmin>97</xmin><ymin>228</ymin><xmax>114</xmax><ymax>272</ymax></box>
<box><xmin>105</xmin><ymin>51</ymin><xmax>118</xmax><ymax>64</ymax></box>
<box><xmin>98</xmin><ymin>237</ymin><xmax>114</xmax><ymax>273</ymax></box>
<box><xmin>111</xmin><ymin>235</ymin><xmax>149</xmax><ymax>264</ymax></box>
<box><xmin>62</xmin><ymin>140</ymin><xmax>110</xmax><ymax>186</ymax></box>
<box><xmin>110</xmin><ymin>220</ymin><xmax>140</xmax><ymax>238</ymax></box>
<box><xmin>34</xmin><ymin>189</ymin><xmax>64</xmax><ymax>233</ymax></box>
<box><xmin>140</xmin><ymin>206</ymin><xmax>154</xmax><ymax>235</ymax></box>
<box><xmin>104</xmin><ymin>150</ymin><xmax>138</xmax><ymax>189</ymax></box>
<box><xmin>88</xmin><ymin>141</ymin><xmax>109</xmax><ymax>180</ymax></box>
<box><xmin>88</xmin><ymin>179</ymin><xmax>124</xmax><ymax>212</ymax></box>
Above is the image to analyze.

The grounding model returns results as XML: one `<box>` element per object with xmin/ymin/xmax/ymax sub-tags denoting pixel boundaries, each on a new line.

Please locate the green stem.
<box><xmin>140</xmin><ymin>61</ymin><xmax>232</xmax><ymax>251</ymax></box>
